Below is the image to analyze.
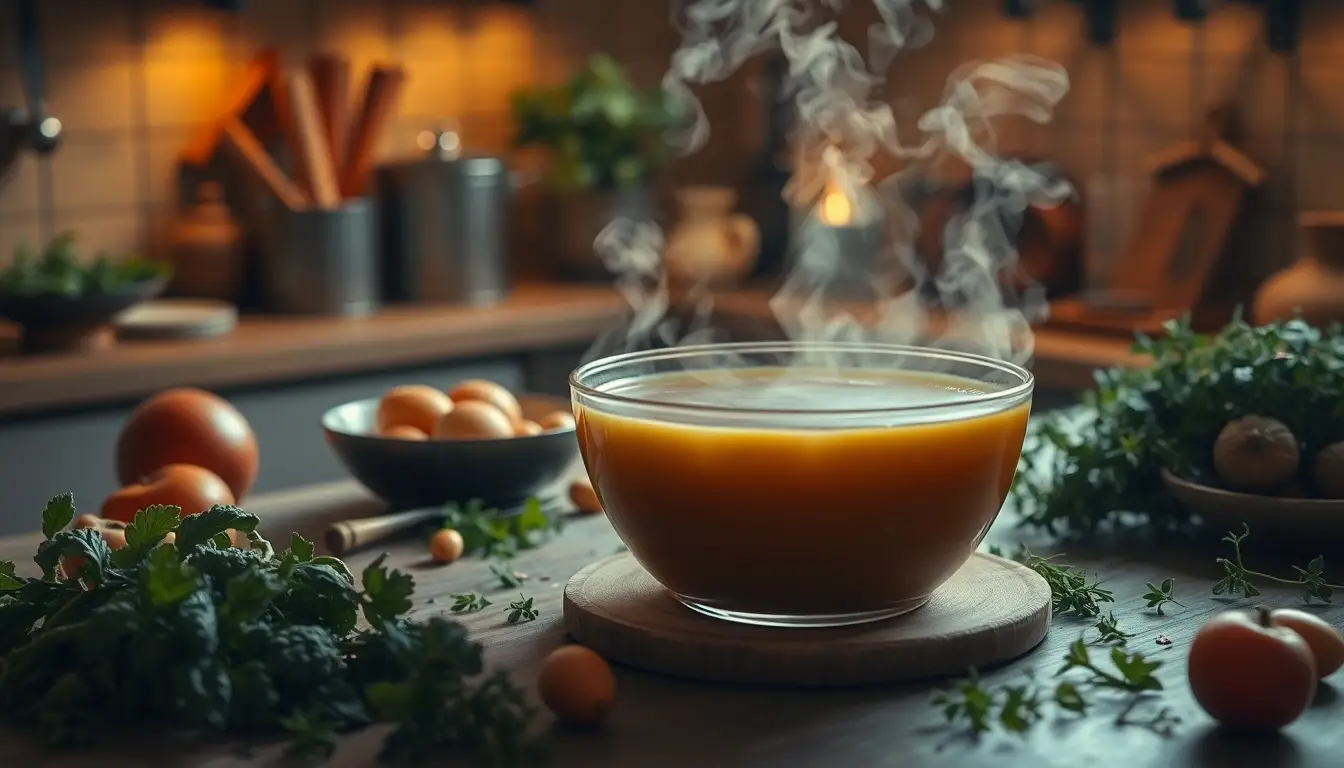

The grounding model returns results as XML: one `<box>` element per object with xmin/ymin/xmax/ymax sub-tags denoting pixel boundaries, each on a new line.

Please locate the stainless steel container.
<box><xmin>374</xmin><ymin>130</ymin><xmax>513</xmax><ymax>306</ymax></box>
<box><xmin>258</xmin><ymin>199</ymin><xmax>379</xmax><ymax>317</ymax></box>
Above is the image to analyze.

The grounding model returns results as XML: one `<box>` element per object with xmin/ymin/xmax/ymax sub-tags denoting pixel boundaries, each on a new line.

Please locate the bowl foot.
<box><xmin>672</xmin><ymin>593</ymin><xmax>930</xmax><ymax>628</ymax></box>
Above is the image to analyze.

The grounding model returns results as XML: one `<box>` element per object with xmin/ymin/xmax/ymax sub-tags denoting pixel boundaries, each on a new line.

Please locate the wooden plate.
<box><xmin>1161</xmin><ymin>468</ymin><xmax>1344</xmax><ymax>538</ymax></box>
<box><xmin>562</xmin><ymin>551</ymin><xmax>1051</xmax><ymax>687</ymax></box>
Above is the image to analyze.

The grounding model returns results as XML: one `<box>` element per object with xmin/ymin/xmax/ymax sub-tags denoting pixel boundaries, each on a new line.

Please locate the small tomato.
<box><xmin>1188</xmin><ymin>607</ymin><xmax>1317</xmax><ymax>731</ymax></box>
<box><xmin>429</xmin><ymin>528</ymin><xmax>465</xmax><ymax>564</ymax></box>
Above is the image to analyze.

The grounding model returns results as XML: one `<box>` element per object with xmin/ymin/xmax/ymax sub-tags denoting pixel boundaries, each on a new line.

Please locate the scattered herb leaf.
<box><xmin>506</xmin><ymin>595</ymin><xmax>538</xmax><ymax>624</ymax></box>
<box><xmin>990</xmin><ymin>545</ymin><xmax>1113</xmax><ymax>619</ymax></box>
<box><xmin>1142</xmin><ymin>578</ymin><xmax>1185</xmax><ymax>615</ymax></box>
<box><xmin>932</xmin><ymin>637</ymin><xmax>1178</xmax><ymax>739</ymax></box>
<box><xmin>490</xmin><ymin>560</ymin><xmax>525</xmax><ymax>589</ymax></box>
<box><xmin>1093</xmin><ymin>612</ymin><xmax>1134</xmax><ymax>645</ymax></box>
<box><xmin>450</xmin><ymin>593</ymin><xmax>492</xmax><ymax>614</ymax></box>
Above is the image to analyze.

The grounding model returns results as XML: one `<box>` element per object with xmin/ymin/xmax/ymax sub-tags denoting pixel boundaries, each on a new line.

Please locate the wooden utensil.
<box><xmin>220</xmin><ymin>118</ymin><xmax>308</xmax><ymax>210</ymax></box>
<box><xmin>267</xmin><ymin>66</ymin><xmax>308</xmax><ymax>198</ymax></box>
<box><xmin>340</xmin><ymin>64</ymin><xmax>407</xmax><ymax>198</ymax></box>
<box><xmin>563</xmin><ymin>551</ymin><xmax>1051</xmax><ymax>686</ymax></box>
<box><xmin>324</xmin><ymin>508</ymin><xmax>445</xmax><ymax>556</ymax></box>
<box><xmin>1048</xmin><ymin>103</ymin><xmax>1263</xmax><ymax>336</ymax></box>
<box><xmin>180</xmin><ymin>49</ymin><xmax>280</xmax><ymax>168</ymax></box>
<box><xmin>308</xmin><ymin>54</ymin><xmax>352</xmax><ymax>176</ymax></box>
<box><xmin>286</xmin><ymin>70</ymin><xmax>342</xmax><ymax>209</ymax></box>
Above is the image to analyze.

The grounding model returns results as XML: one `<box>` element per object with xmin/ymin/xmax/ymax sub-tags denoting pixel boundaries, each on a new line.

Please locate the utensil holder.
<box><xmin>258</xmin><ymin>200</ymin><xmax>379</xmax><ymax>317</ymax></box>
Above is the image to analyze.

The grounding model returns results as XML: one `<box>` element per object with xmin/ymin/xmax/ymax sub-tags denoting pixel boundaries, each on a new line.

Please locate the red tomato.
<box><xmin>1187</xmin><ymin>607</ymin><xmax>1317</xmax><ymax>731</ymax></box>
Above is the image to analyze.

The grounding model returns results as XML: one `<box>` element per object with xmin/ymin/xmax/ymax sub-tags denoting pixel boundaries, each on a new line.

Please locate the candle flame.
<box><xmin>819</xmin><ymin>184</ymin><xmax>853</xmax><ymax>226</ymax></box>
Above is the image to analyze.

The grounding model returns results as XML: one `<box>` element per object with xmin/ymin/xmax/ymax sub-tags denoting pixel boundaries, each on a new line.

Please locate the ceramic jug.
<box><xmin>1253</xmin><ymin>212</ymin><xmax>1344</xmax><ymax>326</ymax></box>
<box><xmin>664</xmin><ymin>186</ymin><xmax>760</xmax><ymax>287</ymax></box>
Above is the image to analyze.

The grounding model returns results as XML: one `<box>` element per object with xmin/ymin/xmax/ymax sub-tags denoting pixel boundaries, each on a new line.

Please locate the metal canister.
<box><xmin>374</xmin><ymin>129</ymin><xmax>512</xmax><ymax>305</ymax></box>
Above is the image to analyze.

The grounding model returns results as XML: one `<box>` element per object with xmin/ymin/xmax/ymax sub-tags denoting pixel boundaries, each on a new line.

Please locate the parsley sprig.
<box><xmin>1212</xmin><ymin>524</ymin><xmax>1344</xmax><ymax>603</ymax></box>
<box><xmin>449</xmin><ymin>592</ymin><xmax>492</xmax><ymax>613</ymax></box>
<box><xmin>506</xmin><ymin>595</ymin><xmax>539</xmax><ymax>624</ymax></box>
<box><xmin>1141</xmin><ymin>578</ymin><xmax>1185</xmax><ymax>615</ymax></box>
<box><xmin>931</xmin><ymin>639</ymin><xmax>1178</xmax><ymax>739</ymax></box>
<box><xmin>443</xmin><ymin>498</ymin><xmax>561</xmax><ymax>559</ymax></box>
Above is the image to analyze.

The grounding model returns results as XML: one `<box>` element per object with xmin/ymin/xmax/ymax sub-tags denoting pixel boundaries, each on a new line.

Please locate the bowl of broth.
<box><xmin>570</xmin><ymin>341</ymin><xmax>1033</xmax><ymax>628</ymax></box>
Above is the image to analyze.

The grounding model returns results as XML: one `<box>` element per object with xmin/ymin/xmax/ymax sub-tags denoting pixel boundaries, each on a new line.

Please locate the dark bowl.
<box><xmin>321</xmin><ymin>392</ymin><xmax>581</xmax><ymax>511</ymax></box>
<box><xmin>0</xmin><ymin>275</ymin><xmax>168</xmax><ymax>328</ymax></box>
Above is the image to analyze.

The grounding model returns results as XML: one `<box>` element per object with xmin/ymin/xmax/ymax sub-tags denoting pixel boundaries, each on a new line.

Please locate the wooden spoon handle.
<box><xmin>324</xmin><ymin>508</ymin><xmax>444</xmax><ymax>556</ymax></box>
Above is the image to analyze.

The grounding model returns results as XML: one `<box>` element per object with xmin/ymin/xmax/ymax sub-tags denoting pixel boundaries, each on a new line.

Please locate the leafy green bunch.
<box><xmin>0</xmin><ymin>494</ymin><xmax>537</xmax><ymax>765</ymax></box>
<box><xmin>510</xmin><ymin>54</ymin><xmax>683</xmax><ymax>191</ymax></box>
<box><xmin>1012</xmin><ymin>314</ymin><xmax>1344</xmax><ymax>537</ymax></box>
<box><xmin>0</xmin><ymin>232</ymin><xmax>168</xmax><ymax>298</ymax></box>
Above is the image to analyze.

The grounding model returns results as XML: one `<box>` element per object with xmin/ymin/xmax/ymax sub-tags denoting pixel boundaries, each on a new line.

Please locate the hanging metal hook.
<box><xmin>1</xmin><ymin>0</ymin><xmax>62</xmax><ymax>166</ymax></box>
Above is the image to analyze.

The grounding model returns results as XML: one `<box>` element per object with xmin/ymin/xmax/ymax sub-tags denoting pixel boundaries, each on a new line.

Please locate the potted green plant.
<box><xmin>511</xmin><ymin>54</ymin><xmax>682</xmax><ymax>280</ymax></box>
<box><xmin>0</xmin><ymin>232</ymin><xmax>170</xmax><ymax>353</ymax></box>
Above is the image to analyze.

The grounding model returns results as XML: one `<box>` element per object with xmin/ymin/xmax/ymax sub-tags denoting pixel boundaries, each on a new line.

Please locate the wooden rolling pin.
<box><xmin>309</xmin><ymin>54</ymin><xmax>352</xmax><ymax>176</ymax></box>
<box><xmin>340</xmin><ymin>64</ymin><xmax>407</xmax><ymax>198</ymax></box>
<box><xmin>286</xmin><ymin>70</ymin><xmax>342</xmax><ymax>209</ymax></box>
<box><xmin>324</xmin><ymin>508</ymin><xmax>445</xmax><ymax>556</ymax></box>
<box><xmin>220</xmin><ymin>118</ymin><xmax>308</xmax><ymax>210</ymax></box>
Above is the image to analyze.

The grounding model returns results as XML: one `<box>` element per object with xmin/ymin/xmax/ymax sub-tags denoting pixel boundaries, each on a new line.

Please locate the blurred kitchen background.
<box><xmin>0</xmin><ymin>0</ymin><xmax>1339</xmax><ymax>531</ymax></box>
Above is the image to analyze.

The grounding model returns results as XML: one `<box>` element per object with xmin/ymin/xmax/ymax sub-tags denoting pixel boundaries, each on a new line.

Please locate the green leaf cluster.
<box><xmin>510</xmin><ymin>54</ymin><xmax>683</xmax><ymax>191</ymax></box>
<box><xmin>1012</xmin><ymin>314</ymin><xmax>1344</xmax><ymax>536</ymax></box>
<box><xmin>0</xmin><ymin>494</ymin><xmax>537</xmax><ymax>765</ymax></box>
<box><xmin>0</xmin><ymin>232</ymin><xmax>169</xmax><ymax>298</ymax></box>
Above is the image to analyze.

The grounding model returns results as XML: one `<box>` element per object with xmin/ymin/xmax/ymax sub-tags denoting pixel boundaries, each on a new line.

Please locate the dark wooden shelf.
<box><xmin>0</xmin><ymin>284</ymin><xmax>627</xmax><ymax>418</ymax></box>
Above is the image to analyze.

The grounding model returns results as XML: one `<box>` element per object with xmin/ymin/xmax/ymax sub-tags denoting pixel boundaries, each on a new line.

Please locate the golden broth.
<box><xmin>574</xmin><ymin>366</ymin><xmax>1030</xmax><ymax>619</ymax></box>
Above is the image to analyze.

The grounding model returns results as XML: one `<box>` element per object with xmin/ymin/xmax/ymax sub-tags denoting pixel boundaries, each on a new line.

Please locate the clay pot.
<box><xmin>1253</xmin><ymin>212</ymin><xmax>1344</xmax><ymax>326</ymax></box>
<box><xmin>166</xmin><ymin>182</ymin><xmax>244</xmax><ymax>302</ymax></box>
<box><xmin>664</xmin><ymin>186</ymin><xmax>760</xmax><ymax>288</ymax></box>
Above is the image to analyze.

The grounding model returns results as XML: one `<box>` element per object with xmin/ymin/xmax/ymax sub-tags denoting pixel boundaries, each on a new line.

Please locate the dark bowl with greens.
<box><xmin>0</xmin><ymin>233</ymin><xmax>170</xmax><ymax>348</ymax></box>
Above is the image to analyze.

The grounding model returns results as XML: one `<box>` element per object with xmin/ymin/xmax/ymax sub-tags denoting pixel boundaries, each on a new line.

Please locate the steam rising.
<box><xmin>586</xmin><ymin>0</ymin><xmax>1072</xmax><ymax>378</ymax></box>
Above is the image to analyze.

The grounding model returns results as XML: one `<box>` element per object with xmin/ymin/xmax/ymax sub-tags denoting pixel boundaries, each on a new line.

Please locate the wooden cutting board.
<box><xmin>563</xmin><ymin>551</ymin><xmax>1051</xmax><ymax>686</ymax></box>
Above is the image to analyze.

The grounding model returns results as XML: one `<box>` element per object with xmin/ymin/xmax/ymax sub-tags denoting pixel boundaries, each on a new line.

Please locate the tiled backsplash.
<box><xmin>1</xmin><ymin>0</ymin><xmax>1342</xmax><ymax>298</ymax></box>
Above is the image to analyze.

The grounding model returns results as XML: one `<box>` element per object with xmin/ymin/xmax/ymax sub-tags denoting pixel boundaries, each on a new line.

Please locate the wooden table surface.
<box><xmin>0</xmin><ymin>479</ymin><xmax>1338</xmax><ymax>767</ymax></box>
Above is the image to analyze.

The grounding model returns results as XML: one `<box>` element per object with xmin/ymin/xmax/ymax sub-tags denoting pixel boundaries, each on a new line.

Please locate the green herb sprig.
<box><xmin>931</xmin><ymin>639</ymin><xmax>1178</xmax><ymax>739</ymax></box>
<box><xmin>506</xmin><ymin>595</ymin><xmax>539</xmax><ymax>624</ymax></box>
<box><xmin>989</xmin><ymin>545</ymin><xmax>1114</xmax><ymax>618</ymax></box>
<box><xmin>1212</xmin><ymin>525</ymin><xmax>1344</xmax><ymax>604</ymax></box>
<box><xmin>1011</xmin><ymin>315</ymin><xmax>1344</xmax><ymax>537</ymax></box>
<box><xmin>1093</xmin><ymin>612</ymin><xmax>1134</xmax><ymax>645</ymax></box>
<box><xmin>1</xmin><ymin>493</ymin><xmax>540</xmax><ymax>764</ymax></box>
<box><xmin>490</xmin><ymin>560</ymin><xmax>526</xmax><ymax>589</ymax></box>
<box><xmin>449</xmin><ymin>592</ymin><xmax>492</xmax><ymax>613</ymax></box>
<box><xmin>1142</xmin><ymin>578</ymin><xmax>1185</xmax><ymax>615</ymax></box>
<box><xmin>443</xmin><ymin>498</ymin><xmax>560</xmax><ymax>560</ymax></box>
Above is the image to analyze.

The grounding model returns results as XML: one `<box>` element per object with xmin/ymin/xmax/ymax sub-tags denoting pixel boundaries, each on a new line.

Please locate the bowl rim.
<box><xmin>321</xmin><ymin>393</ymin><xmax>576</xmax><ymax>443</ymax></box>
<box><xmin>569</xmin><ymin>341</ymin><xmax>1034</xmax><ymax>418</ymax></box>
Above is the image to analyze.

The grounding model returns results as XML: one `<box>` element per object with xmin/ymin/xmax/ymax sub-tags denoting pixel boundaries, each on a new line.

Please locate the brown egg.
<box><xmin>538</xmin><ymin>645</ymin><xmax>616</xmax><ymax>727</ymax></box>
<box><xmin>447</xmin><ymin>379</ymin><xmax>522</xmax><ymax>425</ymax></box>
<box><xmin>381</xmin><ymin>424</ymin><xmax>429</xmax><ymax>441</ymax></box>
<box><xmin>538</xmin><ymin>411</ymin><xmax>576</xmax><ymax>432</ymax></box>
<box><xmin>377</xmin><ymin>385</ymin><xmax>453</xmax><ymax>435</ymax></box>
<box><xmin>516</xmin><ymin>420</ymin><xmax>543</xmax><ymax>437</ymax></box>
<box><xmin>569</xmin><ymin>479</ymin><xmax>603</xmax><ymax>515</ymax></box>
<box><xmin>433</xmin><ymin>401</ymin><xmax>515</xmax><ymax>440</ymax></box>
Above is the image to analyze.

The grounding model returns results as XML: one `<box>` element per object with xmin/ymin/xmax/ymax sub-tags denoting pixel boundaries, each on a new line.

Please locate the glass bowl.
<box><xmin>569</xmin><ymin>341</ymin><xmax>1034</xmax><ymax>628</ymax></box>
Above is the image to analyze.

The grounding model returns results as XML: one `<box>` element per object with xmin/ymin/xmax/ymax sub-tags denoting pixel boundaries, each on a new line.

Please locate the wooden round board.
<box><xmin>563</xmin><ymin>551</ymin><xmax>1051</xmax><ymax>687</ymax></box>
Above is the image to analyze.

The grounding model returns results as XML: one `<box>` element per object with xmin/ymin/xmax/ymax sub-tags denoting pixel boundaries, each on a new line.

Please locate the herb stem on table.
<box><xmin>1213</xmin><ymin>525</ymin><xmax>1344</xmax><ymax>604</ymax></box>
